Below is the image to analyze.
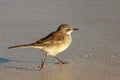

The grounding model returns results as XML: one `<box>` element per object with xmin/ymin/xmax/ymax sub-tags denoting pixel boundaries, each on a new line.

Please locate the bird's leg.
<box><xmin>38</xmin><ymin>54</ymin><xmax>47</xmax><ymax>71</ymax></box>
<box><xmin>54</xmin><ymin>56</ymin><xmax>69</xmax><ymax>64</ymax></box>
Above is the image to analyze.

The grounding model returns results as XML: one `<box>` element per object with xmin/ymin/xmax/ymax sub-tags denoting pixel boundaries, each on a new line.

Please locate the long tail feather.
<box><xmin>8</xmin><ymin>44</ymin><xmax>34</xmax><ymax>49</ymax></box>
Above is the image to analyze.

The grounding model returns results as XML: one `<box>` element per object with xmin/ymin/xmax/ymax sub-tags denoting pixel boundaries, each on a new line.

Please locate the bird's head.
<box><xmin>57</xmin><ymin>24</ymin><xmax>78</xmax><ymax>34</ymax></box>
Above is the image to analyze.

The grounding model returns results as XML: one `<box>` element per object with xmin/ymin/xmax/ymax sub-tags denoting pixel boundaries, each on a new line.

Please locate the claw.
<box><xmin>37</xmin><ymin>54</ymin><xmax>47</xmax><ymax>71</ymax></box>
<box><xmin>37</xmin><ymin>60</ymin><xmax>45</xmax><ymax>71</ymax></box>
<box><xmin>59</xmin><ymin>61</ymin><xmax>69</xmax><ymax>64</ymax></box>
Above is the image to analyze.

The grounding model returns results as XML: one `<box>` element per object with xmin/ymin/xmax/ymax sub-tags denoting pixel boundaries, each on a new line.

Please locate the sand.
<box><xmin>0</xmin><ymin>0</ymin><xmax>120</xmax><ymax>80</ymax></box>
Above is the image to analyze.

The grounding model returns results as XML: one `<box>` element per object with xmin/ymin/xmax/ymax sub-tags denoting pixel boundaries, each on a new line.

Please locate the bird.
<box><xmin>8</xmin><ymin>24</ymin><xmax>78</xmax><ymax>71</ymax></box>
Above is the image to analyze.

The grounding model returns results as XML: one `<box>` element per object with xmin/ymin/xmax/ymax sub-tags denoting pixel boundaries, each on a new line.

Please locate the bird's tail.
<box><xmin>8</xmin><ymin>43</ymin><xmax>34</xmax><ymax>49</ymax></box>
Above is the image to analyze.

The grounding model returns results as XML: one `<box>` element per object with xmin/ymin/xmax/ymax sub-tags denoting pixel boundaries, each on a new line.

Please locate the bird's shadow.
<box><xmin>0</xmin><ymin>57</ymin><xmax>40</xmax><ymax>63</ymax></box>
<box><xmin>0</xmin><ymin>57</ymin><xmax>10</xmax><ymax>63</ymax></box>
<box><xmin>0</xmin><ymin>57</ymin><xmax>37</xmax><ymax>71</ymax></box>
<box><xmin>0</xmin><ymin>57</ymin><xmax>59</xmax><ymax>71</ymax></box>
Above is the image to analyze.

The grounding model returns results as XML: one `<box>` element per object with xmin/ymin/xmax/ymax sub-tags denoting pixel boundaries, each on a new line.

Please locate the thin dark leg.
<box><xmin>38</xmin><ymin>54</ymin><xmax>47</xmax><ymax>71</ymax></box>
<box><xmin>54</xmin><ymin>56</ymin><xmax>68</xmax><ymax>64</ymax></box>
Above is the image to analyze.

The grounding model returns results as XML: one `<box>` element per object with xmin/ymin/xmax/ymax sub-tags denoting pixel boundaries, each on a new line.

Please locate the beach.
<box><xmin>0</xmin><ymin>0</ymin><xmax>120</xmax><ymax>80</ymax></box>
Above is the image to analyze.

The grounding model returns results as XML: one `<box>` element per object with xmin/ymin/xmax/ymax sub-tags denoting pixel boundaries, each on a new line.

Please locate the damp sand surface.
<box><xmin>0</xmin><ymin>0</ymin><xmax>120</xmax><ymax>80</ymax></box>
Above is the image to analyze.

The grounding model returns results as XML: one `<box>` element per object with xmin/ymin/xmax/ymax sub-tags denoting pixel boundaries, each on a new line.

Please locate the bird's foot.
<box><xmin>61</xmin><ymin>61</ymin><xmax>69</xmax><ymax>64</ymax></box>
<box><xmin>37</xmin><ymin>61</ymin><xmax>45</xmax><ymax>72</ymax></box>
<box><xmin>56</xmin><ymin>61</ymin><xmax>69</xmax><ymax>64</ymax></box>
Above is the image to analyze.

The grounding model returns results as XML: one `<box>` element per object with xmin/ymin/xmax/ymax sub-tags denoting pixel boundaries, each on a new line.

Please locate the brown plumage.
<box><xmin>8</xmin><ymin>24</ymin><xmax>78</xmax><ymax>71</ymax></box>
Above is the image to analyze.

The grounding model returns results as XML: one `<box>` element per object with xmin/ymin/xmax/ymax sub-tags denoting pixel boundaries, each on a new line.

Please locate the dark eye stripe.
<box><xmin>66</xmin><ymin>29</ymin><xmax>72</xmax><ymax>32</ymax></box>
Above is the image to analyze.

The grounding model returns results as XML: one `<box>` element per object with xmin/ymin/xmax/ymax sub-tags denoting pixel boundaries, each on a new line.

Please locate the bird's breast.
<box><xmin>55</xmin><ymin>34</ymin><xmax>72</xmax><ymax>53</ymax></box>
<box><xmin>38</xmin><ymin>34</ymin><xmax>72</xmax><ymax>56</ymax></box>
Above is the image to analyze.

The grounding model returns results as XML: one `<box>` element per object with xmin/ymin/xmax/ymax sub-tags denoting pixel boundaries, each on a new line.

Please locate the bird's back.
<box><xmin>32</xmin><ymin>31</ymin><xmax>72</xmax><ymax>56</ymax></box>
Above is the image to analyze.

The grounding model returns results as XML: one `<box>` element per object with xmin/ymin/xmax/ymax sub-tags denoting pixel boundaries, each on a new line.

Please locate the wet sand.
<box><xmin>0</xmin><ymin>0</ymin><xmax>120</xmax><ymax>80</ymax></box>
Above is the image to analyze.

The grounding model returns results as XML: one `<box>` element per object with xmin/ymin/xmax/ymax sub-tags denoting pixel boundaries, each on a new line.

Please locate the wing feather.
<box><xmin>32</xmin><ymin>31</ymin><xmax>65</xmax><ymax>46</ymax></box>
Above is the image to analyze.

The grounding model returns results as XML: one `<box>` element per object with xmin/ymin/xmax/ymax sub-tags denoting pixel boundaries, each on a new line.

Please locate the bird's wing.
<box><xmin>33</xmin><ymin>32</ymin><xmax>64</xmax><ymax>46</ymax></box>
<box><xmin>35</xmin><ymin>32</ymin><xmax>55</xmax><ymax>43</ymax></box>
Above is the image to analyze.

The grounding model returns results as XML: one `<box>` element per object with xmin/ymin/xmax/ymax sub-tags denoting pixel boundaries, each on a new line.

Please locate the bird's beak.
<box><xmin>73</xmin><ymin>28</ymin><xmax>79</xmax><ymax>31</ymax></box>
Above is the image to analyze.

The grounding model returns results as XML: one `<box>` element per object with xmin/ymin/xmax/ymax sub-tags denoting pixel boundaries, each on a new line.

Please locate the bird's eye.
<box><xmin>66</xmin><ymin>29</ymin><xmax>72</xmax><ymax>32</ymax></box>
